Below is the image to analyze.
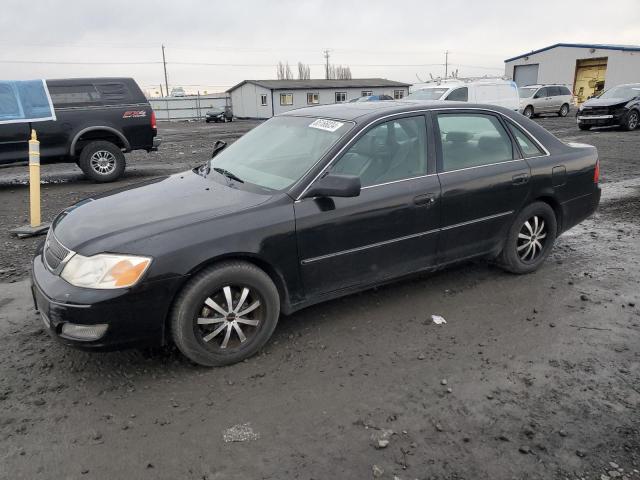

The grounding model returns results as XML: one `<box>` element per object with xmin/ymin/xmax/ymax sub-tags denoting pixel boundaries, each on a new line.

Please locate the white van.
<box><xmin>407</xmin><ymin>79</ymin><xmax>520</xmax><ymax>111</ymax></box>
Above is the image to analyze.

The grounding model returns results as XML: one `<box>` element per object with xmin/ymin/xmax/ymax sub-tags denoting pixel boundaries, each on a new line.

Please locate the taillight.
<box><xmin>150</xmin><ymin>110</ymin><xmax>157</xmax><ymax>130</ymax></box>
<box><xmin>594</xmin><ymin>158</ymin><xmax>600</xmax><ymax>184</ymax></box>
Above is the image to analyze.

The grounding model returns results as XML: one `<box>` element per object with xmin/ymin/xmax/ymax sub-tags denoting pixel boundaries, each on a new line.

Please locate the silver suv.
<box><xmin>519</xmin><ymin>85</ymin><xmax>574</xmax><ymax>118</ymax></box>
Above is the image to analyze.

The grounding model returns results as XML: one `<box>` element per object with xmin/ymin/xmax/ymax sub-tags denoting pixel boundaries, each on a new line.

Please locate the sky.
<box><xmin>1</xmin><ymin>0</ymin><xmax>639</xmax><ymax>96</ymax></box>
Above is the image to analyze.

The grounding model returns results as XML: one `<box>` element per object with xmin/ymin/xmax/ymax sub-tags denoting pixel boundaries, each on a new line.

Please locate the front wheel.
<box><xmin>558</xmin><ymin>104</ymin><xmax>569</xmax><ymax>117</ymax></box>
<box><xmin>171</xmin><ymin>261</ymin><xmax>280</xmax><ymax>366</ymax></box>
<box><xmin>522</xmin><ymin>106</ymin><xmax>534</xmax><ymax>118</ymax></box>
<box><xmin>623</xmin><ymin>110</ymin><xmax>639</xmax><ymax>131</ymax></box>
<box><xmin>498</xmin><ymin>202</ymin><xmax>558</xmax><ymax>274</ymax></box>
<box><xmin>78</xmin><ymin>141</ymin><xmax>126</xmax><ymax>182</ymax></box>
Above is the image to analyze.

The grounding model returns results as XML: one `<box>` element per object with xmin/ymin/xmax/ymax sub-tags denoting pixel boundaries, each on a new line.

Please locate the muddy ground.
<box><xmin>0</xmin><ymin>116</ymin><xmax>639</xmax><ymax>479</ymax></box>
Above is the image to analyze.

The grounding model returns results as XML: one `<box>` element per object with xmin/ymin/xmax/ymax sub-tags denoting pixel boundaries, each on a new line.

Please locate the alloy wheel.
<box><xmin>517</xmin><ymin>215</ymin><xmax>547</xmax><ymax>262</ymax></box>
<box><xmin>196</xmin><ymin>285</ymin><xmax>262</xmax><ymax>350</ymax></box>
<box><xmin>560</xmin><ymin>105</ymin><xmax>568</xmax><ymax>116</ymax></box>
<box><xmin>629</xmin><ymin>112</ymin><xmax>639</xmax><ymax>130</ymax></box>
<box><xmin>89</xmin><ymin>150</ymin><xmax>117</xmax><ymax>175</ymax></box>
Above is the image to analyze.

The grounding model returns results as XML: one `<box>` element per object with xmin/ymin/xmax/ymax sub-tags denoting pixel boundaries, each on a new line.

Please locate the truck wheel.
<box><xmin>498</xmin><ymin>202</ymin><xmax>557</xmax><ymax>274</ymax></box>
<box><xmin>171</xmin><ymin>261</ymin><xmax>280</xmax><ymax>367</ymax></box>
<box><xmin>523</xmin><ymin>106</ymin><xmax>534</xmax><ymax>118</ymax></box>
<box><xmin>78</xmin><ymin>141</ymin><xmax>126</xmax><ymax>182</ymax></box>
<box><xmin>578</xmin><ymin>124</ymin><xmax>592</xmax><ymax>131</ymax></box>
<box><xmin>558</xmin><ymin>104</ymin><xmax>569</xmax><ymax>117</ymax></box>
<box><xmin>623</xmin><ymin>110</ymin><xmax>639</xmax><ymax>131</ymax></box>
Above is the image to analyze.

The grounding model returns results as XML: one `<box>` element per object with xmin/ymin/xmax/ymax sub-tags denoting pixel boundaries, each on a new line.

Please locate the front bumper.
<box><xmin>576</xmin><ymin>110</ymin><xmax>626</xmax><ymax>127</ymax></box>
<box><xmin>31</xmin><ymin>253</ymin><xmax>182</xmax><ymax>351</ymax></box>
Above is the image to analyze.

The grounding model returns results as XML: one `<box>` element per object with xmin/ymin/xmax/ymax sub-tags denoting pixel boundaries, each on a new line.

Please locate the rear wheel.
<box><xmin>499</xmin><ymin>202</ymin><xmax>557</xmax><ymax>274</ymax></box>
<box><xmin>558</xmin><ymin>104</ymin><xmax>569</xmax><ymax>117</ymax></box>
<box><xmin>78</xmin><ymin>140</ymin><xmax>125</xmax><ymax>182</ymax></box>
<box><xmin>523</xmin><ymin>106</ymin><xmax>534</xmax><ymax>118</ymax></box>
<box><xmin>578</xmin><ymin>124</ymin><xmax>592</xmax><ymax>131</ymax></box>
<box><xmin>623</xmin><ymin>109</ymin><xmax>639</xmax><ymax>131</ymax></box>
<box><xmin>171</xmin><ymin>262</ymin><xmax>280</xmax><ymax>366</ymax></box>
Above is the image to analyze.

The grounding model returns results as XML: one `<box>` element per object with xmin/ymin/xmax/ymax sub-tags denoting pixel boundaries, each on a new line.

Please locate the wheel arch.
<box><xmin>70</xmin><ymin>127</ymin><xmax>130</xmax><ymax>156</ymax></box>
<box><xmin>530</xmin><ymin>195</ymin><xmax>563</xmax><ymax>232</ymax></box>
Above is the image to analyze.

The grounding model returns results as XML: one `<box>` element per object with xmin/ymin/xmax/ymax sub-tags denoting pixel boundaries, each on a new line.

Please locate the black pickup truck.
<box><xmin>0</xmin><ymin>77</ymin><xmax>160</xmax><ymax>182</ymax></box>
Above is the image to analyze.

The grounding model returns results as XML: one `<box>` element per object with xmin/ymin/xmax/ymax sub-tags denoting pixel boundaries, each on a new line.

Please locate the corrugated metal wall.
<box><xmin>149</xmin><ymin>95</ymin><xmax>230</xmax><ymax>121</ymax></box>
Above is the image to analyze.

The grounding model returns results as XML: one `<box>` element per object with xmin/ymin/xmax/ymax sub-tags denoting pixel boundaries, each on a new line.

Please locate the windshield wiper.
<box><xmin>213</xmin><ymin>167</ymin><xmax>244</xmax><ymax>183</ymax></box>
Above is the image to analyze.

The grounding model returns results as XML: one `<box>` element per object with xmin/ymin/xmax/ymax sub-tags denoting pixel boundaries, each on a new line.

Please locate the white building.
<box><xmin>504</xmin><ymin>43</ymin><xmax>640</xmax><ymax>103</ymax></box>
<box><xmin>227</xmin><ymin>79</ymin><xmax>410</xmax><ymax>119</ymax></box>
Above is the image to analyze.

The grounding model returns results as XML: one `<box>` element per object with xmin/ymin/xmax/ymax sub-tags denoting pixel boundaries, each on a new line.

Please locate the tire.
<box><xmin>558</xmin><ymin>104</ymin><xmax>569</xmax><ymax>117</ymax></box>
<box><xmin>205</xmin><ymin>119</ymin><xmax>210</xmax><ymax>123</ymax></box>
<box><xmin>623</xmin><ymin>109</ymin><xmax>639</xmax><ymax>131</ymax></box>
<box><xmin>523</xmin><ymin>106</ymin><xmax>534</xmax><ymax>118</ymax></box>
<box><xmin>578</xmin><ymin>124</ymin><xmax>592</xmax><ymax>131</ymax></box>
<box><xmin>78</xmin><ymin>141</ymin><xmax>125</xmax><ymax>183</ymax></box>
<box><xmin>171</xmin><ymin>261</ymin><xmax>280</xmax><ymax>367</ymax></box>
<box><xmin>498</xmin><ymin>202</ymin><xmax>558</xmax><ymax>274</ymax></box>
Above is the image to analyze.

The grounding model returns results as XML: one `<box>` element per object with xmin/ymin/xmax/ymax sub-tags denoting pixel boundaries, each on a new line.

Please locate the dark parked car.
<box><xmin>32</xmin><ymin>101</ymin><xmax>600</xmax><ymax>366</ymax></box>
<box><xmin>577</xmin><ymin>83</ymin><xmax>640</xmax><ymax>131</ymax></box>
<box><xmin>0</xmin><ymin>77</ymin><xmax>160</xmax><ymax>182</ymax></box>
<box><xmin>205</xmin><ymin>106</ymin><xmax>233</xmax><ymax>123</ymax></box>
<box><xmin>348</xmin><ymin>95</ymin><xmax>393</xmax><ymax>103</ymax></box>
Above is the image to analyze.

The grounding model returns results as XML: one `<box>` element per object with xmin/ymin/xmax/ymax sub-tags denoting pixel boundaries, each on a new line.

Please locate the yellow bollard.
<box><xmin>29</xmin><ymin>129</ymin><xmax>41</xmax><ymax>227</ymax></box>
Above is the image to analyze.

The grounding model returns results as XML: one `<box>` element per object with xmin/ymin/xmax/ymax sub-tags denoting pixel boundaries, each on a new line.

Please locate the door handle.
<box><xmin>413</xmin><ymin>194</ymin><xmax>436</xmax><ymax>206</ymax></box>
<box><xmin>512</xmin><ymin>173</ymin><xmax>530</xmax><ymax>185</ymax></box>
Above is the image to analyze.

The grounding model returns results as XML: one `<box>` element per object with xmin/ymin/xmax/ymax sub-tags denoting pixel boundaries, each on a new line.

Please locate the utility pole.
<box><xmin>323</xmin><ymin>49</ymin><xmax>331</xmax><ymax>80</ymax></box>
<box><xmin>162</xmin><ymin>44</ymin><xmax>169</xmax><ymax>97</ymax></box>
<box><xmin>444</xmin><ymin>50</ymin><xmax>449</xmax><ymax>79</ymax></box>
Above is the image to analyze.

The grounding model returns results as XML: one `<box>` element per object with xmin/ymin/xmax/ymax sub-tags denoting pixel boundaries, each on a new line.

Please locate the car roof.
<box><xmin>521</xmin><ymin>84</ymin><xmax>568</xmax><ymax>88</ymax></box>
<box><xmin>280</xmin><ymin>100</ymin><xmax>515</xmax><ymax>123</ymax></box>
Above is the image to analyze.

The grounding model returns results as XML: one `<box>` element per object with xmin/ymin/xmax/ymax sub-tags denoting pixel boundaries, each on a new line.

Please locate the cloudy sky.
<box><xmin>1</xmin><ymin>0</ymin><xmax>638</xmax><ymax>95</ymax></box>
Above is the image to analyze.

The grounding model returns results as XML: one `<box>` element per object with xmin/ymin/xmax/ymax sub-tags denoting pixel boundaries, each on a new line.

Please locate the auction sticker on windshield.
<box><xmin>309</xmin><ymin>118</ymin><xmax>344</xmax><ymax>132</ymax></box>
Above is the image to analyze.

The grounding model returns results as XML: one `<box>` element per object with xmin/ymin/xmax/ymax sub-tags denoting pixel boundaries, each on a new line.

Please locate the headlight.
<box><xmin>61</xmin><ymin>253</ymin><xmax>152</xmax><ymax>289</ymax></box>
<box><xmin>579</xmin><ymin>104</ymin><xmax>585</xmax><ymax>111</ymax></box>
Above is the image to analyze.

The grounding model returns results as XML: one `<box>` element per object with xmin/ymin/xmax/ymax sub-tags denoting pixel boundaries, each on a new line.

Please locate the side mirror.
<box><xmin>303</xmin><ymin>173</ymin><xmax>361</xmax><ymax>199</ymax></box>
<box><xmin>211</xmin><ymin>140</ymin><xmax>227</xmax><ymax>158</ymax></box>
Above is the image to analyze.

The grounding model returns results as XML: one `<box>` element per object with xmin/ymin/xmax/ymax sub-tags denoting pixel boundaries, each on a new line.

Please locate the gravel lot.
<box><xmin>0</xmin><ymin>115</ymin><xmax>639</xmax><ymax>479</ymax></box>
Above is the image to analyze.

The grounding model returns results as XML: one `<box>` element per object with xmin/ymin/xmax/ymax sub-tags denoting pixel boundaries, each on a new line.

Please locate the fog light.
<box><xmin>60</xmin><ymin>323</ymin><xmax>108</xmax><ymax>341</ymax></box>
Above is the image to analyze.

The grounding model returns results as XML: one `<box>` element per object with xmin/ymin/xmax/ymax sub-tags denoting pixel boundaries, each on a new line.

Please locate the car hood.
<box><xmin>582</xmin><ymin>97</ymin><xmax>630</xmax><ymax>108</ymax></box>
<box><xmin>52</xmin><ymin>170</ymin><xmax>272</xmax><ymax>255</ymax></box>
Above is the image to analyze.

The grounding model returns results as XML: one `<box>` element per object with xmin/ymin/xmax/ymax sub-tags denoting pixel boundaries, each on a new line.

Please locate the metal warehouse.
<box><xmin>227</xmin><ymin>78</ymin><xmax>410</xmax><ymax>119</ymax></box>
<box><xmin>504</xmin><ymin>43</ymin><xmax>640</xmax><ymax>103</ymax></box>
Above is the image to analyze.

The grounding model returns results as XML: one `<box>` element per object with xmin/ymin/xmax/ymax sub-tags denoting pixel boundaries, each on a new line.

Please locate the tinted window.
<box><xmin>446</xmin><ymin>87</ymin><xmax>468</xmax><ymax>101</ymax></box>
<box><xmin>560</xmin><ymin>86</ymin><xmax>572</xmax><ymax>96</ymax></box>
<box><xmin>332</xmin><ymin>116</ymin><xmax>427</xmax><ymax>187</ymax></box>
<box><xmin>48</xmin><ymin>84</ymin><xmax>101</xmax><ymax>105</ymax></box>
<box><xmin>534</xmin><ymin>87</ymin><xmax>547</xmax><ymax>98</ymax></box>
<box><xmin>437</xmin><ymin>113</ymin><xmax>514</xmax><ymax>172</ymax></box>
<box><xmin>548</xmin><ymin>86</ymin><xmax>562</xmax><ymax>96</ymax></box>
<box><xmin>0</xmin><ymin>83</ymin><xmax>21</xmax><ymax>118</ymax></box>
<box><xmin>507</xmin><ymin>122</ymin><xmax>544</xmax><ymax>158</ymax></box>
<box><xmin>95</xmin><ymin>82</ymin><xmax>130</xmax><ymax>102</ymax></box>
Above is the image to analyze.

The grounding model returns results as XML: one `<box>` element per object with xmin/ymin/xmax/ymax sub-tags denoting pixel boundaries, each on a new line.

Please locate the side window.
<box><xmin>332</xmin><ymin>116</ymin><xmax>427</xmax><ymax>187</ymax></box>
<box><xmin>94</xmin><ymin>82</ymin><xmax>130</xmax><ymax>102</ymax></box>
<box><xmin>48</xmin><ymin>84</ymin><xmax>101</xmax><ymax>106</ymax></box>
<box><xmin>506</xmin><ymin>122</ymin><xmax>545</xmax><ymax>158</ymax></box>
<box><xmin>561</xmin><ymin>86</ymin><xmax>572</xmax><ymax>96</ymax></box>
<box><xmin>445</xmin><ymin>87</ymin><xmax>468</xmax><ymax>102</ymax></box>
<box><xmin>548</xmin><ymin>86</ymin><xmax>561</xmax><ymax>97</ymax></box>
<box><xmin>437</xmin><ymin>113</ymin><xmax>514</xmax><ymax>172</ymax></box>
<box><xmin>534</xmin><ymin>87</ymin><xmax>547</xmax><ymax>98</ymax></box>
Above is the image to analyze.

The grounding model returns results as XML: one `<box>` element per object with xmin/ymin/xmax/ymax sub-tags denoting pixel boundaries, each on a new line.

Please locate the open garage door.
<box><xmin>513</xmin><ymin>64</ymin><xmax>539</xmax><ymax>87</ymax></box>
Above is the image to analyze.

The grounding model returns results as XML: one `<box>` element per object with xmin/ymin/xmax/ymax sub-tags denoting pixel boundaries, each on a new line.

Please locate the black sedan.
<box><xmin>577</xmin><ymin>83</ymin><xmax>640</xmax><ymax>131</ymax></box>
<box><xmin>205</xmin><ymin>107</ymin><xmax>233</xmax><ymax>123</ymax></box>
<box><xmin>32</xmin><ymin>101</ymin><xmax>601</xmax><ymax>366</ymax></box>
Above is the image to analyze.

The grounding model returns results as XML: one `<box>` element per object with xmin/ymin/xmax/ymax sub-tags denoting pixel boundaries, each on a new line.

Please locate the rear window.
<box><xmin>48</xmin><ymin>84</ymin><xmax>101</xmax><ymax>106</ymax></box>
<box><xmin>560</xmin><ymin>86</ymin><xmax>572</xmax><ymax>96</ymax></box>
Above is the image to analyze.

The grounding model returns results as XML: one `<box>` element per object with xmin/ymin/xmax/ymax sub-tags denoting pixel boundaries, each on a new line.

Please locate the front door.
<box><xmin>434</xmin><ymin>110</ymin><xmax>532</xmax><ymax>262</ymax></box>
<box><xmin>294</xmin><ymin>114</ymin><xmax>441</xmax><ymax>297</ymax></box>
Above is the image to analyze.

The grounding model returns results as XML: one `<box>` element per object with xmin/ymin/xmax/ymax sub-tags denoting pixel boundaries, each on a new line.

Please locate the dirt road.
<box><xmin>0</xmin><ymin>116</ymin><xmax>639</xmax><ymax>479</ymax></box>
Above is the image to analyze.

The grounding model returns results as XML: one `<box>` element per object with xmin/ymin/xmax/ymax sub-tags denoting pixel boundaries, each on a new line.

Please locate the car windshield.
<box><xmin>598</xmin><ymin>85</ymin><xmax>640</xmax><ymax>99</ymax></box>
<box><xmin>407</xmin><ymin>88</ymin><xmax>449</xmax><ymax>100</ymax></box>
<box><xmin>208</xmin><ymin>116</ymin><xmax>353</xmax><ymax>191</ymax></box>
<box><xmin>518</xmin><ymin>87</ymin><xmax>537</xmax><ymax>98</ymax></box>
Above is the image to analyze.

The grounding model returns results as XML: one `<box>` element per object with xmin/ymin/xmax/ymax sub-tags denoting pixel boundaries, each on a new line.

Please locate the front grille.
<box><xmin>44</xmin><ymin>231</ymin><xmax>71</xmax><ymax>272</ymax></box>
<box><xmin>581</xmin><ymin>107</ymin><xmax>610</xmax><ymax>116</ymax></box>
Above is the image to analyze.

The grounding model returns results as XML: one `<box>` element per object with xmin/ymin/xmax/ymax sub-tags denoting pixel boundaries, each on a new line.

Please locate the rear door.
<box><xmin>294</xmin><ymin>114</ymin><xmax>441</xmax><ymax>297</ymax></box>
<box><xmin>548</xmin><ymin>86</ymin><xmax>562</xmax><ymax>110</ymax></box>
<box><xmin>434</xmin><ymin>110</ymin><xmax>532</xmax><ymax>262</ymax></box>
<box><xmin>533</xmin><ymin>87</ymin><xmax>552</xmax><ymax>112</ymax></box>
